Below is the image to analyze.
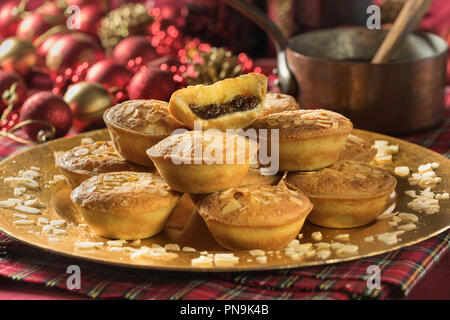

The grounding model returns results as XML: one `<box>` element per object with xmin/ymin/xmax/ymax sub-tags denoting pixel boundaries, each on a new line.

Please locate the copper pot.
<box><xmin>223</xmin><ymin>0</ymin><xmax>448</xmax><ymax>135</ymax></box>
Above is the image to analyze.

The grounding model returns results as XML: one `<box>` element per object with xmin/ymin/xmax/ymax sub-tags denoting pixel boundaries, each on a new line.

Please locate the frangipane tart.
<box><xmin>104</xmin><ymin>99</ymin><xmax>185</xmax><ymax>166</ymax></box>
<box><xmin>146</xmin><ymin>130</ymin><xmax>258</xmax><ymax>194</ymax></box>
<box><xmin>339</xmin><ymin>134</ymin><xmax>377</xmax><ymax>163</ymax></box>
<box><xmin>258</xmin><ymin>93</ymin><xmax>299</xmax><ymax>119</ymax></box>
<box><xmin>197</xmin><ymin>185</ymin><xmax>313</xmax><ymax>250</ymax></box>
<box><xmin>285</xmin><ymin>160</ymin><xmax>397</xmax><ymax>228</ymax></box>
<box><xmin>249</xmin><ymin>109</ymin><xmax>353</xmax><ymax>171</ymax></box>
<box><xmin>70</xmin><ymin>172</ymin><xmax>182</xmax><ymax>240</ymax></box>
<box><xmin>55</xmin><ymin>141</ymin><xmax>149</xmax><ymax>189</ymax></box>
<box><xmin>168</xmin><ymin>73</ymin><xmax>268</xmax><ymax>131</ymax></box>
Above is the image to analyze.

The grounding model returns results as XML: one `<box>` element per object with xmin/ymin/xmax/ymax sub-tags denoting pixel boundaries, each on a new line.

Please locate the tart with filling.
<box><xmin>197</xmin><ymin>185</ymin><xmax>313</xmax><ymax>250</ymax></box>
<box><xmin>285</xmin><ymin>160</ymin><xmax>397</xmax><ymax>228</ymax></box>
<box><xmin>55</xmin><ymin>141</ymin><xmax>150</xmax><ymax>188</ymax></box>
<box><xmin>249</xmin><ymin>109</ymin><xmax>353</xmax><ymax>171</ymax></box>
<box><xmin>104</xmin><ymin>99</ymin><xmax>185</xmax><ymax>166</ymax></box>
<box><xmin>259</xmin><ymin>93</ymin><xmax>299</xmax><ymax>119</ymax></box>
<box><xmin>70</xmin><ymin>171</ymin><xmax>182</xmax><ymax>240</ymax></box>
<box><xmin>339</xmin><ymin>134</ymin><xmax>377</xmax><ymax>163</ymax></box>
<box><xmin>168</xmin><ymin>73</ymin><xmax>268</xmax><ymax>131</ymax></box>
<box><xmin>146</xmin><ymin>130</ymin><xmax>258</xmax><ymax>194</ymax></box>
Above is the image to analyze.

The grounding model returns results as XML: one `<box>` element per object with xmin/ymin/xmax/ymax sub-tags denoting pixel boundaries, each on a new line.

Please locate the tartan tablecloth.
<box><xmin>0</xmin><ymin>104</ymin><xmax>449</xmax><ymax>300</ymax></box>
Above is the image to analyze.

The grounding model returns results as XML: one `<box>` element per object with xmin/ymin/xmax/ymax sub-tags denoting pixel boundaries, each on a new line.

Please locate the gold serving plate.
<box><xmin>0</xmin><ymin>129</ymin><xmax>449</xmax><ymax>272</ymax></box>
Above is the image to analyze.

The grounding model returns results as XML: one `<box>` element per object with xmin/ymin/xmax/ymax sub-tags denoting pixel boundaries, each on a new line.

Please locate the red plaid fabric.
<box><xmin>1</xmin><ymin>102</ymin><xmax>449</xmax><ymax>299</ymax></box>
<box><xmin>0</xmin><ymin>231</ymin><xmax>448</xmax><ymax>299</ymax></box>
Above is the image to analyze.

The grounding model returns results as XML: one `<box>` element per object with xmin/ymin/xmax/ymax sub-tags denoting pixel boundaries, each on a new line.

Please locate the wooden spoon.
<box><xmin>372</xmin><ymin>0</ymin><xmax>431</xmax><ymax>64</ymax></box>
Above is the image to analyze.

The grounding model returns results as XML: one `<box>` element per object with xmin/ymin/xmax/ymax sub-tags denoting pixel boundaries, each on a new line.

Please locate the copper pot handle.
<box><xmin>221</xmin><ymin>0</ymin><xmax>298</xmax><ymax>97</ymax></box>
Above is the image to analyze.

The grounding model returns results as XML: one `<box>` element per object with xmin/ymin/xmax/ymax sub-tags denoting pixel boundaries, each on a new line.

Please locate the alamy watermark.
<box><xmin>366</xmin><ymin>265</ymin><xmax>381</xmax><ymax>290</ymax></box>
<box><xmin>66</xmin><ymin>264</ymin><xmax>81</xmax><ymax>290</ymax></box>
<box><xmin>366</xmin><ymin>4</ymin><xmax>381</xmax><ymax>30</ymax></box>
<box><xmin>66</xmin><ymin>5</ymin><xmax>81</xmax><ymax>30</ymax></box>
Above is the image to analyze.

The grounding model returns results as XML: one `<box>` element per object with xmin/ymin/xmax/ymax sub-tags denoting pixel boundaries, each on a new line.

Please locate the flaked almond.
<box><xmin>398</xmin><ymin>213</ymin><xmax>419</xmax><ymax>223</ymax></box>
<box><xmin>221</xmin><ymin>199</ymin><xmax>242</xmax><ymax>214</ymax></box>
<box><xmin>288</xmin><ymin>196</ymin><xmax>303</xmax><ymax>206</ymax></box>
<box><xmin>397</xmin><ymin>223</ymin><xmax>416</xmax><ymax>231</ymax></box>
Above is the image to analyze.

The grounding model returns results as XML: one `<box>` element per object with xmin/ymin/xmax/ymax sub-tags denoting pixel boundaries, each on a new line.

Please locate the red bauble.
<box><xmin>0</xmin><ymin>70</ymin><xmax>27</xmax><ymax>114</ymax></box>
<box><xmin>24</xmin><ymin>69</ymin><xmax>53</xmax><ymax>94</ymax></box>
<box><xmin>20</xmin><ymin>91</ymin><xmax>73</xmax><ymax>141</ymax></box>
<box><xmin>45</xmin><ymin>33</ymin><xmax>104</xmax><ymax>73</ymax></box>
<box><xmin>0</xmin><ymin>1</ymin><xmax>22</xmax><ymax>38</ymax></box>
<box><xmin>78</xmin><ymin>4</ymin><xmax>106</xmax><ymax>37</ymax></box>
<box><xmin>128</xmin><ymin>67</ymin><xmax>178</xmax><ymax>101</ymax></box>
<box><xmin>36</xmin><ymin>32</ymin><xmax>65</xmax><ymax>58</ymax></box>
<box><xmin>85</xmin><ymin>58</ymin><xmax>132</xmax><ymax>90</ymax></box>
<box><xmin>67</xmin><ymin>0</ymin><xmax>109</xmax><ymax>9</ymax></box>
<box><xmin>16</xmin><ymin>12</ymin><xmax>63</xmax><ymax>43</ymax></box>
<box><xmin>113</xmin><ymin>36</ymin><xmax>158</xmax><ymax>65</ymax></box>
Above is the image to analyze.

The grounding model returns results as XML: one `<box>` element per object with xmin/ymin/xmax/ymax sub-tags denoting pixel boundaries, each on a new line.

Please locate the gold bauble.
<box><xmin>0</xmin><ymin>37</ymin><xmax>37</xmax><ymax>75</ymax></box>
<box><xmin>63</xmin><ymin>82</ymin><xmax>112</xmax><ymax>125</ymax></box>
<box><xmin>98</xmin><ymin>3</ymin><xmax>153</xmax><ymax>52</ymax></box>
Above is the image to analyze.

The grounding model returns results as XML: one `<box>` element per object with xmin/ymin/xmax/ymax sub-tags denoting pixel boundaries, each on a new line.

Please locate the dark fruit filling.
<box><xmin>189</xmin><ymin>95</ymin><xmax>260</xmax><ymax>120</ymax></box>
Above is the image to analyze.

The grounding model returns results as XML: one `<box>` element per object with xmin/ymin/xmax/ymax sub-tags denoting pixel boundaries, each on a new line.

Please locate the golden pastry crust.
<box><xmin>168</xmin><ymin>73</ymin><xmax>268</xmax><ymax>131</ymax></box>
<box><xmin>339</xmin><ymin>134</ymin><xmax>377</xmax><ymax>163</ymax></box>
<box><xmin>285</xmin><ymin>160</ymin><xmax>397</xmax><ymax>228</ymax></box>
<box><xmin>55</xmin><ymin>141</ymin><xmax>149</xmax><ymax>188</ymax></box>
<box><xmin>198</xmin><ymin>185</ymin><xmax>312</xmax><ymax>250</ymax></box>
<box><xmin>71</xmin><ymin>171</ymin><xmax>182</xmax><ymax>239</ymax></box>
<box><xmin>250</xmin><ymin>109</ymin><xmax>353</xmax><ymax>171</ymax></box>
<box><xmin>251</xmin><ymin>109</ymin><xmax>352</xmax><ymax>139</ymax></box>
<box><xmin>238</xmin><ymin>166</ymin><xmax>283</xmax><ymax>187</ymax></box>
<box><xmin>259</xmin><ymin>93</ymin><xmax>299</xmax><ymax>119</ymax></box>
<box><xmin>104</xmin><ymin>99</ymin><xmax>185</xmax><ymax>166</ymax></box>
<box><xmin>147</xmin><ymin>130</ymin><xmax>259</xmax><ymax>193</ymax></box>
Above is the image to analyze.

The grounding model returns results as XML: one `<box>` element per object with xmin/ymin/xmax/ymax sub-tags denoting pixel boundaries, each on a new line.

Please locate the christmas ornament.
<box><xmin>113</xmin><ymin>36</ymin><xmax>158</xmax><ymax>65</ymax></box>
<box><xmin>63</xmin><ymin>81</ymin><xmax>112</xmax><ymax>126</ymax></box>
<box><xmin>78</xmin><ymin>4</ymin><xmax>106</xmax><ymax>38</ymax></box>
<box><xmin>20</xmin><ymin>91</ymin><xmax>73</xmax><ymax>141</ymax></box>
<box><xmin>0</xmin><ymin>0</ymin><xmax>27</xmax><ymax>38</ymax></box>
<box><xmin>98</xmin><ymin>3</ymin><xmax>153</xmax><ymax>52</ymax></box>
<box><xmin>0</xmin><ymin>70</ymin><xmax>27</xmax><ymax>115</ymax></box>
<box><xmin>24</xmin><ymin>69</ymin><xmax>53</xmax><ymax>94</ymax></box>
<box><xmin>35</xmin><ymin>1</ymin><xmax>64</xmax><ymax>17</ymax></box>
<box><xmin>35</xmin><ymin>29</ymin><xmax>67</xmax><ymax>58</ymax></box>
<box><xmin>128</xmin><ymin>66</ymin><xmax>178</xmax><ymax>101</ymax></box>
<box><xmin>85</xmin><ymin>59</ymin><xmax>132</xmax><ymax>90</ymax></box>
<box><xmin>184</xmin><ymin>46</ymin><xmax>244</xmax><ymax>85</ymax></box>
<box><xmin>16</xmin><ymin>12</ymin><xmax>64</xmax><ymax>42</ymax></box>
<box><xmin>66</xmin><ymin>0</ymin><xmax>109</xmax><ymax>9</ymax></box>
<box><xmin>45</xmin><ymin>33</ymin><xmax>104</xmax><ymax>74</ymax></box>
<box><xmin>0</xmin><ymin>37</ymin><xmax>37</xmax><ymax>75</ymax></box>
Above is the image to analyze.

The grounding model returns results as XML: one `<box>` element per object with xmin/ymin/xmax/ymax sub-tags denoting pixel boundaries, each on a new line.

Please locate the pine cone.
<box><xmin>185</xmin><ymin>47</ymin><xmax>243</xmax><ymax>85</ymax></box>
<box><xmin>98</xmin><ymin>3</ymin><xmax>153</xmax><ymax>52</ymax></box>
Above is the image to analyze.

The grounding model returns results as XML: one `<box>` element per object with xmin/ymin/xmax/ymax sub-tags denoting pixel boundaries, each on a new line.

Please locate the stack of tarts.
<box><xmin>56</xmin><ymin>73</ymin><xmax>397</xmax><ymax>253</ymax></box>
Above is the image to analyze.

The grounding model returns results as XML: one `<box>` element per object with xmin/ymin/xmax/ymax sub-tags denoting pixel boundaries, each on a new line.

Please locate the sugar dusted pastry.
<box><xmin>250</xmin><ymin>109</ymin><xmax>353</xmax><ymax>171</ymax></box>
<box><xmin>146</xmin><ymin>130</ymin><xmax>258</xmax><ymax>194</ymax></box>
<box><xmin>286</xmin><ymin>160</ymin><xmax>397</xmax><ymax>228</ymax></box>
<box><xmin>339</xmin><ymin>134</ymin><xmax>377</xmax><ymax>163</ymax></box>
<box><xmin>104</xmin><ymin>99</ymin><xmax>185</xmax><ymax>166</ymax></box>
<box><xmin>168</xmin><ymin>73</ymin><xmax>268</xmax><ymax>130</ymax></box>
<box><xmin>197</xmin><ymin>185</ymin><xmax>313</xmax><ymax>250</ymax></box>
<box><xmin>259</xmin><ymin>93</ymin><xmax>299</xmax><ymax>118</ymax></box>
<box><xmin>55</xmin><ymin>141</ymin><xmax>149</xmax><ymax>188</ymax></box>
<box><xmin>70</xmin><ymin>172</ymin><xmax>182</xmax><ymax>240</ymax></box>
